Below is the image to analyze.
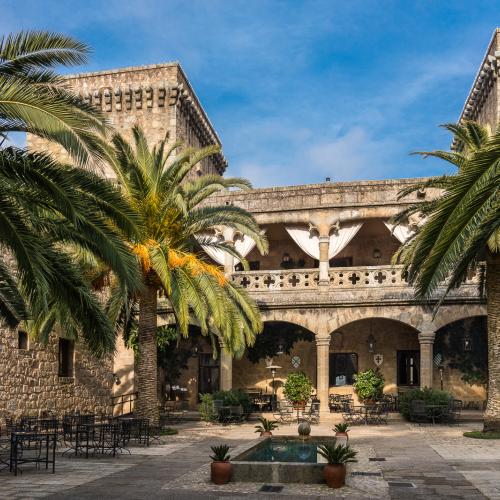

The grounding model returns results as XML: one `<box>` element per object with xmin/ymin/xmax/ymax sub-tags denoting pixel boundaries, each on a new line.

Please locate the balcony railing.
<box><xmin>231</xmin><ymin>269</ymin><xmax>320</xmax><ymax>291</ymax></box>
<box><xmin>231</xmin><ymin>265</ymin><xmax>480</xmax><ymax>292</ymax></box>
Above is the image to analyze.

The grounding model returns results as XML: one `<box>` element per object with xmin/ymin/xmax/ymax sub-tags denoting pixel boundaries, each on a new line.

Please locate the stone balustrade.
<box><xmin>231</xmin><ymin>269</ymin><xmax>320</xmax><ymax>291</ymax></box>
<box><xmin>231</xmin><ymin>265</ymin><xmax>480</xmax><ymax>293</ymax></box>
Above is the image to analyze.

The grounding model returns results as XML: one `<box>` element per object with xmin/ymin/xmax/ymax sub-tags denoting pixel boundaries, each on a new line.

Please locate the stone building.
<box><xmin>2</xmin><ymin>29</ymin><xmax>497</xmax><ymax>418</ymax></box>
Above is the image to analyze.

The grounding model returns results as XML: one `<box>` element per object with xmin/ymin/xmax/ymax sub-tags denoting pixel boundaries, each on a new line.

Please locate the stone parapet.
<box><xmin>229</xmin><ymin>265</ymin><xmax>482</xmax><ymax>309</ymax></box>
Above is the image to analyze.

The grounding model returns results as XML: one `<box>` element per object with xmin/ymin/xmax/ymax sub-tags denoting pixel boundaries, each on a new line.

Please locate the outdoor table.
<box><xmin>10</xmin><ymin>430</ymin><xmax>56</xmax><ymax>476</ymax></box>
<box><xmin>352</xmin><ymin>404</ymin><xmax>381</xmax><ymax>425</ymax></box>
<box><xmin>218</xmin><ymin>406</ymin><xmax>232</xmax><ymax>423</ymax></box>
<box><xmin>424</xmin><ymin>404</ymin><xmax>448</xmax><ymax>424</ymax></box>
<box><xmin>254</xmin><ymin>401</ymin><xmax>267</xmax><ymax>412</ymax></box>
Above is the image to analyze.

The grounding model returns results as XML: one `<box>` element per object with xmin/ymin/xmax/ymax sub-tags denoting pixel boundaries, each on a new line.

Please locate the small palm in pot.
<box><xmin>333</xmin><ymin>423</ymin><xmax>350</xmax><ymax>443</ymax></box>
<box><xmin>210</xmin><ymin>444</ymin><xmax>232</xmax><ymax>484</ymax></box>
<box><xmin>318</xmin><ymin>442</ymin><xmax>357</xmax><ymax>488</ymax></box>
<box><xmin>254</xmin><ymin>417</ymin><xmax>278</xmax><ymax>436</ymax></box>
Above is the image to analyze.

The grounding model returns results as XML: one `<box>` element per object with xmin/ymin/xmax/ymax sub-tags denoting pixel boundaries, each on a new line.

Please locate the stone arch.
<box><xmin>234</xmin><ymin>319</ymin><xmax>317</xmax><ymax>399</ymax></box>
<box><xmin>432</xmin><ymin>304</ymin><xmax>487</xmax><ymax>330</ymax></box>
<box><xmin>328</xmin><ymin>316</ymin><xmax>422</xmax><ymax>394</ymax></box>
<box><xmin>260</xmin><ymin>308</ymin><xmax>321</xmax><ymax>334</ymax></box>
<box><xmin>326</xmin><ymin>305</ymin><xmax>427</xmax><ymax>334</ymax></box>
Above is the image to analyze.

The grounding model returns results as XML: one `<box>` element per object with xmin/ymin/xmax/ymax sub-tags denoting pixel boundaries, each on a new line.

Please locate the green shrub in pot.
<box><xmin>283</xmin><ymin>372</ymin><xmax>313</xmax><ymax>408</ymax></box>
<box><xmin>353</xmin><ymin>369</ymin><xmax>384</xmax><ymax>402</ymax></box>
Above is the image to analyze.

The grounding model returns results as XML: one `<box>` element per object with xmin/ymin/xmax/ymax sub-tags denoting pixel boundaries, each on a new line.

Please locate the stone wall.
<box><xmin>0</xmin><ymin>327</ymin><xmax>113</xmax><ymax>420</ymax></box>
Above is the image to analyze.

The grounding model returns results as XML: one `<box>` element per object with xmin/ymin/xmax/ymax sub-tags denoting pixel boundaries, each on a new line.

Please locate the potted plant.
<box><xmin>318</xmin><ymin>442</ymin><xmax>358</xmax><ymax>488</ymax></box>
<box><xmin>353</xmin><ymin>369</ymin><xmax>384</xmax><ymax>404</ymax></box>
<box><xmin>210</xmin><ymin>444</ymin><xmax>232</xmax><ymax>484</ymax></box>
<box><xmin>283</xmin><ymin>372</ymin><xmax>313</xmax><ymax>410</ymax></box>
<box><xmin>333</xmin><ymin>423</ymin><xmax>350</xmax><ymax>443</ymax></box>
<box><xmin>254</xmin><ymin>417</ymin><xmax>278</xmax><ymax>437</ymax></box>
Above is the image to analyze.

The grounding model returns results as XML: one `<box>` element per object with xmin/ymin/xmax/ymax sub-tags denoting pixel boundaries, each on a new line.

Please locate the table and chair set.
<box><xmin>212</xmin><ymin>400</ymin><xmax>249</xmax><ymax>424</ymax></box>
<box><xmin>273</xmin><ymin>399</ymin><xmax>321</xmax><ymax>425</ymax></box>
<box><xmin>409</xmin><ymin>399</ymin><xmax>463</xmax><ymax>424</ymax></box>
<box><xmin>329</xmin><ymin>394</ymin><xmax>391</xmax><ymax>425</ymax></box>
<box><xmin>0</xmin><ymin>412</ymin><xmax>159</xmax><ymax>476</ymax></box>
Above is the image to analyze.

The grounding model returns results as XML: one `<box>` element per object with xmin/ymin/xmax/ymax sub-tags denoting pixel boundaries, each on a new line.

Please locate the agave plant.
<box><xmin>333</xmin><ymin>423</ymin><xmax>350</xmax><ymax>434</ymax></box>
<box><xmin>254</xmin><ymin>417</ymin><xmax>278</xmax><ymax>434</ymax></box>
<box><xmin>210</xmin><ymin>444</ymin><xmax>231</xmax><ymax>462</ymax></box>
<box><xmin>318</xmin><ymin>443</ymin><xmax>357</xmax><ymax>465</ymax></box>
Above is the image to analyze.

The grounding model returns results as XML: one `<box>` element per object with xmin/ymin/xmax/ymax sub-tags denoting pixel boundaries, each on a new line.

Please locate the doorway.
<box><xmin>397</xmin><ymin>350</ymin><xmax>420</xmax><ymax>387</ymax></box>
<box><xmin>198</xmin><ymin>353</ymin><xmax>220</xmax><ymax>394</ymax></box>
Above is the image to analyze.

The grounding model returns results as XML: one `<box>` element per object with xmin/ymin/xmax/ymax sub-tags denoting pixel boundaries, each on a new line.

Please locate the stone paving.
<box><xmin>0</xmin><ymin>413</ymin><xmax>498</xmax><ymax>499</ymax></box>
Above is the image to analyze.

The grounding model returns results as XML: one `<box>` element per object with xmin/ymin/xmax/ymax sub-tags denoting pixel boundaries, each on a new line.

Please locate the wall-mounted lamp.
<box><xmin>276</xmin><ymin>341</ymin><xmax>285</xmax><ymax>355</ymax></box>
<box><xmin>373</xmin><ymin>248</ymin><xmax>381</xmax><ymax>259</ymax></box>
<box><xmin>191</xmin><ymin>345</ymin><xmax>199</xmax><ymax>358</ymax></box>
<box><xmin>112</xmin><ymin>373</ymin><xmax>121</xmax><ymax>385</ymax></box>
<box><xmin>282</xmin><ymin>253</ymin><xmax>291</xmax><ymax>263</ymax></box>
<box><xmin>367</xmin><ymin>334</ymin><xmax>376</xmax><ymax>353</ymax></box>
<box><xmin>463</xmin><ymin>332</ymin><xmax>472</xmax><ymax>351</ymax></box>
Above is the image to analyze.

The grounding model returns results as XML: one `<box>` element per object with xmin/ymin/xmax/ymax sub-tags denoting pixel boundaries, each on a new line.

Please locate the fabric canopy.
<box><xmin>196</xmin><ymin>233</ymin><xmax>261</xmax><ymax>267</ymax></box>
<box><xmin>383</xmin><ymin>221</ymin><xmax>414</xmax><ymax>244</ymax></box>
<box><xmin>285</xmin><ymin>222</ymin><xmax>363</xmax><ymax>260</ymax></box>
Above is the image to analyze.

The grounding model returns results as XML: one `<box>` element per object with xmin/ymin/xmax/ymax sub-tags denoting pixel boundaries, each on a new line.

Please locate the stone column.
<box><xmin>219</xmin><ymin>342</ymin><xmax>233</xmax><ymax>391</ymax></box>
<box><xmin>316</xmin><ymin>333</ymin><xmax>331</xmax><ymax>411</ymax></box>
<box><xmin>219</xmin><ymin>228</ymin><xmax>234</xmax><ymax>391</ymax></box>
<box><xmin>222</xmin><ymin>227</ymin><xmax>235</xmax><ymax>276</ymax></box>
<box><xmin>418</xmin><ymin>332</ymin><xmax>435</xmax><ymax>389</ymax></box>
<box><xmin>317</xmin><ymin>222</ymin><xmax>330</xmax><ymax>286</ymax></box>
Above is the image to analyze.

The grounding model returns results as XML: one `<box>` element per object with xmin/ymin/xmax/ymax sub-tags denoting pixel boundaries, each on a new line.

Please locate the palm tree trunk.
<box><xmin>484</xmin><ymin>251</ymin><xmax>500</xmax><ymax>432</ymax></box>
<box><xmin>135</xmin><ymin>281</ymin><xmax>159</xmax><ymax>425</ymax></box>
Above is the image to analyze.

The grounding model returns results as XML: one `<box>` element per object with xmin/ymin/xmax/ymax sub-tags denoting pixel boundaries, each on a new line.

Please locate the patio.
<box><xmin>0</xmin><ymin>411</ymin><xmax>497</xmax><ymax>499</ymax></box>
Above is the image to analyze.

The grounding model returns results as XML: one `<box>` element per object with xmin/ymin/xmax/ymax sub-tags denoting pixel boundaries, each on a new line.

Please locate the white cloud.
<box><xmin>307</xmin><ymin>127</ymin><xmax>400</xmax><ymax>181</ymax></box>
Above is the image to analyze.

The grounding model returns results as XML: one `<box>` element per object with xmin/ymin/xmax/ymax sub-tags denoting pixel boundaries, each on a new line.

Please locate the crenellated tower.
<box><xmin>27</xmin><ymin>62</ymin><xmax>227</xmax><ymax>178</ymax></box>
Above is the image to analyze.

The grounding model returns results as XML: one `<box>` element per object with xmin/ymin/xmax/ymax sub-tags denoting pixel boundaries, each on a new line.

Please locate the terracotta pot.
<box><xmin>335</xmin><ymin>432</ymin><xmax>349</xmax><ymax>444</ymax></box>
<box><xmin>323</xmin><ymin>464</ymin><xmax>346</xmax><ymax>488</ymax></box>
<box><xmin>260</xmin><ymin>431</ymin><xmax>272</xmax><ymax>437</ymax></box>
<box><xmin>210</xmin><ymin>461</ymin><xmax>232</xmax><ymax>485</ymax></box>
<box><xmin>293</xmin><ymin>401</ymin><xmax>306</xmax><ymax>410</ymax></box>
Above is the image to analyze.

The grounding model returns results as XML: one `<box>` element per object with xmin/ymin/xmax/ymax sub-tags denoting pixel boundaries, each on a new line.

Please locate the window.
<box><xmin>329</xmin><ymin>353</ymin><xmax>358</xmax><ymax>386</ymax></box>
<box><xmin>58</xmin><ymin>338</ymin><xmax>74</xmax><ymax>377</ymax></box>
<box><xmin>18</xmin><ymin>330</ymin><xmax>28</xmax><ymax>350</ymax></box>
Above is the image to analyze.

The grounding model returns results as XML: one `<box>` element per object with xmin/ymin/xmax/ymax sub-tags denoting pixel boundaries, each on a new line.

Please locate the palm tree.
<box><xmin>106</xmin><ymin>126</ymin><xmax>268</xmax><ymax>423</ymax></box>
<box><xmin>394</xmin><ymin>121</ymin><xmax>500</xmax><ymax>432</ymax></box>
<box><xmin>0</xmin><ymin>31</ymin><xmax>141</xmax><ymax>355</ymax></box>
<box><xmin>0</xmin><ymin>31</ymin><xmax>107</xmax><ymax>165</ymax></box>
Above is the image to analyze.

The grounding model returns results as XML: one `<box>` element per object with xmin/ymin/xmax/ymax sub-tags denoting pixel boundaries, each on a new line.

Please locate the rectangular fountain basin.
<box><xmin>232</xmin><ymin>436</ymin><xmax>336</xmax><ymax>483</ymax></box>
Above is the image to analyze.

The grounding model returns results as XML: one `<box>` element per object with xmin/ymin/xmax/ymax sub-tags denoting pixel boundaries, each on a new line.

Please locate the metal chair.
<box><xmin>273</xmin><ymin>401</ymin><xmax>294</xmax><ymax>424</ymax></box>
<box><xmin>301</xmin><ymin>401</ymin><xmax>320</xmax><ymax>424</ymax></box>
<box><xmin>410</xmin><ymin>399</ymin><xmax>429</xmax><ymax>423</ymax></box>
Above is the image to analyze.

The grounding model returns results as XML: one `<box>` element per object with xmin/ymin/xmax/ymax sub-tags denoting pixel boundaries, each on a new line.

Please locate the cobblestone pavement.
<box><xmin>0</xmin><ymin>413</ymin><xmax>498</xmax><ymax>499</ymax></box>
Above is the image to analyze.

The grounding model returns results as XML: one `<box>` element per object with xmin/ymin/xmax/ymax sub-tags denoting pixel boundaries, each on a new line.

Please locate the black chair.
<box><xmin>410</xmin><ymin>400</ymin><xmax>429</xmax><ymax>423</ymax></box>
<box><xmin>301</xmin><ymin>401</ymin><xmax>320</xmax><ymax>424</ymax></box>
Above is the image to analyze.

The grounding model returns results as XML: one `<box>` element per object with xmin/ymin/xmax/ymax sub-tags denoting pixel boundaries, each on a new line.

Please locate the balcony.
<box><xmin>230</xmin><ymin>265</ymin><xmax>482</xmax><ymax>307</ymax></box>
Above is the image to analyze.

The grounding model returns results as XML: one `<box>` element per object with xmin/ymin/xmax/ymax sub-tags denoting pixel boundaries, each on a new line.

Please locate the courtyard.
<box><xmin>0</xmin><ymin>412</ymin><xmax>498</xmax><ymax>500</ymax></box>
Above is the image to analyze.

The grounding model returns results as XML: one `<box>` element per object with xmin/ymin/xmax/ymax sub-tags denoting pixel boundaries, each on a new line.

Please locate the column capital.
<box><xmin>418</xmin><ymin>331</ymin><xmax>436</xmax><ymax>344</ymax></box>
<box><xmin>315</xmin><ymin>333</ymin><xmax>331</xmax><ymax>347</ymax></box>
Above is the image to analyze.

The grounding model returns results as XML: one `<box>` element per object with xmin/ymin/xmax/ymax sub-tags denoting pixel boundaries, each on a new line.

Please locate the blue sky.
<box><xmin>3</xmin><ymin>1</ymin><xmax>500</xmax><ymax>187</ymax></box>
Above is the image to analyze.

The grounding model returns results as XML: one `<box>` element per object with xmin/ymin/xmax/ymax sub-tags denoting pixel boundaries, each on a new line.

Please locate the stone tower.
<box><xmin>458</xmin><ymin>28</ymin><xmax>500</xmax><ymax>133</ymax></box>
<box><xmin>27</xmin><ymin>62</ymin><xmax>227</xmax><ymax>178</ymax></box>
